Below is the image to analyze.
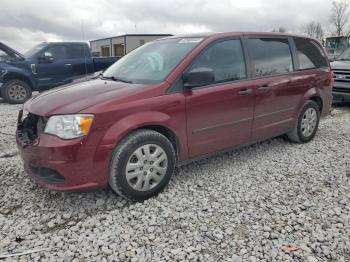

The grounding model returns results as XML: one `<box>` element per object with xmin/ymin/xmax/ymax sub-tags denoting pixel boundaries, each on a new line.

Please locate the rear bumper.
<box><xmin>333</xmin><ymin>92</ymin><xmax>350</xmax><ymax>102</ymax></box>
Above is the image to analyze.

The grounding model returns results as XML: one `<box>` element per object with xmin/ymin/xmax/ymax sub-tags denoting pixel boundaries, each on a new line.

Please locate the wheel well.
<box><xmin>309</xmin><ymin>96</ymin><xmax>323</xmax><ymax>113</ymax></box>
<box><xmin>136</xmin><ymin>125</ymin><xmax>180</xmax><ymax>162</ymax></box>
<box><xmin>3</xmin><ymin>73</ymin><xmax>33</xmax><ymax>90</ymax></box>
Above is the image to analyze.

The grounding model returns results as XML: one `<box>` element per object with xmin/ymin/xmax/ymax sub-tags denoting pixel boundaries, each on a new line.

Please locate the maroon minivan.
<box><xmin>16</xmin><ymin>32</ymin><xmax>332</xmax><ymax>200</ymax></box>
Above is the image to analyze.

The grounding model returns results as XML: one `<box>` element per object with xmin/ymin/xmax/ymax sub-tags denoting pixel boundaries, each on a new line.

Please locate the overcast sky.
<box><xmin>0</xmin><ymin>0</ymin><xmax>335</xmax><ymax>52</ymax></box>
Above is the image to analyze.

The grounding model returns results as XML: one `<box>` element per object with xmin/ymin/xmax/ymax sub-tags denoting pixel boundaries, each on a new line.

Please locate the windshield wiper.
<box><xmin>336</xmin><ymin>58</ymin><xmax>350</xmax><ymax>61</ymax></box>
<box><xmin>100</xmin><ymin>75</ymin><xmax>133</xmax><ymax>83</ymax></box>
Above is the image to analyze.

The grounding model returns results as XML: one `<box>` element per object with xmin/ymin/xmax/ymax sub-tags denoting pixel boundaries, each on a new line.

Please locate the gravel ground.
<box><xmin>0</xmin><ymin>99</ymin><xmax>349</xmax><ymax>262</ymax></box>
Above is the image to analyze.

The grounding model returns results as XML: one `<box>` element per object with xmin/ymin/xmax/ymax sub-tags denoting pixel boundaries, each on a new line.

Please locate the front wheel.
<box><xmin>109</xmin><ymin>129</ymin><xmax>176</xmax><ymax>201</ymax></box>
<box><xmin>3</xmin><ymin>80</ymin><xmax>32</xmax><ymax>104</ymax></box>
<box><xmin>287</xmin><ymin>100</ymin><xmax>320</xmax><ymax>143</ymax></box>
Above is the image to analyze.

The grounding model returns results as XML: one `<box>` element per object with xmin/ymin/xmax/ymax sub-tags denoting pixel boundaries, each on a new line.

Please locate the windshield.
<box><xmin>336</xmin><ymin>48</ymin><xmax>350</xmax><ymax>60</ymax></box>
<box><xmin>24</xmin><ymin>43</ymin><xmax>46</xmax><ymax>58</ymax></box>
<box><xmin>325</xmin><ymin>37</ymin><xmax>348</xmax><ymax>50</ymax></box>
<box><xmin>102</xmin><ymin>38</ymin><xmax>202</xmax><ymax>84</ymax></box>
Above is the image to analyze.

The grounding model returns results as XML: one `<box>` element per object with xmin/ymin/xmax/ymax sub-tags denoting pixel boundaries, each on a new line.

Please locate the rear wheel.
<box><xmin>287</xmin><ymin>100</ymin><xmax>320</xmax><ymax>143</ymax></box>
<box><xmin>3</xmin><ymin>80</ymin><xmax>32</xmax><ymax>104</ymax></box>
<box><xmin>109</xmin><ymin>129</ymin><xmax>176</xmax><ymax>201</ymax></box>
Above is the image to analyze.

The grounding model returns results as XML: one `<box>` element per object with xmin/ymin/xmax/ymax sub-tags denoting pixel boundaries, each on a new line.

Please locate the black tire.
<box><xmin>109</xmin><ymin>129</ymin><xmax>176</xmax><ymax>201</ymax></box>
<box><xmin>287</xmin><ymin>100</ymin><xmax>320</xmax><ymax>143</ymax></box>
<box><xmin>0</xmin><ymin>85</ymin><xmax>5</xmax><ymax>98</ymax></box>
<box><xmin>3</xmin><ymin>80</ymin><xmax>32</xmax><ymax>104</ymax></box>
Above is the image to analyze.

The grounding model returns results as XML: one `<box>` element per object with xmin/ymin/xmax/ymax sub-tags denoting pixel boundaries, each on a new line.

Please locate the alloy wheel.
<box><xmin>8</xmin><ymin>84</ymin><xmax>27</xmax><ymax>102</ymax></box>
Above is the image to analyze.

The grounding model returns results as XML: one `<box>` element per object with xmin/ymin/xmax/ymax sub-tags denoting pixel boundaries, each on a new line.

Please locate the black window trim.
<box><xmin>244</xmin><ymin>35</ymin><xmax>296</xmax><ymax>80</ymax></box>
<box><xmin>292</xmin><ymin>37</ymin><xmax>329</xmax><ymax>72</ymax></box>
<box><xmin>167</xmin><ymin>36</ymin><xmax>251</xmax><ymax>94</ymax></box>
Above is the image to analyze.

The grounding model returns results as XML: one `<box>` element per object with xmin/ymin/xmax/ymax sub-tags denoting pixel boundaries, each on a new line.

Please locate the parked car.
<box><xmin>330</xmin><ymin>47</ymin><xmax>350</xmax><ymax>103</ymax></box>
<box><xmin>0</xmin><ymin>42</ymin><xmax>119</xmax><ymax>104</ymax></box>
<box><xmin>16</xmin><ymin>32</ymin><xmax>332</xmax><ymax>200</ymax></box>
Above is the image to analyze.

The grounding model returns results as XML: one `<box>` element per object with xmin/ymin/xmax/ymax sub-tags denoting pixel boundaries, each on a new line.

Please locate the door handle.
<box><xmin>258</xmin><ymin>85</ymin><xmax>270</xmax><ymax>92</ymax></box>
<box><xmin>238</xmin><ymin>88</ymin><xmax>253</xmax><ymax>96</ymax></box>
<box><xmin>65</xmin><ymin>64</ymin><xmax>72</xmax><ymax>66</ymax></box>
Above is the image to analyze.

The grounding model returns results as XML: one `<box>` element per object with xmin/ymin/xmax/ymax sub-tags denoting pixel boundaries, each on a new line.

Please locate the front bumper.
<box><xmin>333</xmin><ymin>83</ymin><xmax>350</xmax><ymax>102</ymax></box>
<box><xmin>16</xmin><ymin>131</ymin><xmax>111</xmax><ymax>192</ymax></box>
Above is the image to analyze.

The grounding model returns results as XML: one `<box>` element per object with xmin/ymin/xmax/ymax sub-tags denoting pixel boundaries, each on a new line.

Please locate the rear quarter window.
<box><xmin>294</xmin><ymin>38</ymin><xmax>328</xmax><ymax>70</ymax></box>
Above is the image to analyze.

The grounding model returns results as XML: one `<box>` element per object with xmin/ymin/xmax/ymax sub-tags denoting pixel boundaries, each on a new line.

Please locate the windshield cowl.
<box><xmin>100</xmin><ymin>74</ymin><xmax>133</xmax><ymax>84</ymax></box>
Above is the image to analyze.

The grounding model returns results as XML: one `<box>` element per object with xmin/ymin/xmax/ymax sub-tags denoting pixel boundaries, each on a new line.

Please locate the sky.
<box><xmin>0</xmin><ymin>0</ymin><xmax>335</xmax><ymax>52</ymax></box>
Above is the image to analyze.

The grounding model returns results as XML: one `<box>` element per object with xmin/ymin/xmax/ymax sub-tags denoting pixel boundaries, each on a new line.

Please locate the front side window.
<box><xmin>248</xmin><ymin>38</ymin><xmax>293</xmax><ymax>77</ymax></box>
<box><xmin>103</xmin><ymin>38</ymin><xmax>202</xmax><ymax>84</ymax></box>
<box><xmin>189</xmin><ymin>39</ymin><xmax>247</xmax><ymax>84</ymax></box>
<box><xmin>294</xmin><ymin>38</ymin><xmax>328</xmax><ymax>70</ymax></box>
<box><xmin>45</xmin><ymin>46</ymin><xmax>67</xmax><ymax>60</ymax></box>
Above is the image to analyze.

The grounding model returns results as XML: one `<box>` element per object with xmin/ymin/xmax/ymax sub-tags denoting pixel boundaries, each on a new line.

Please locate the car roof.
<box><xmin>162</xmin><ymin>32</ymin><xmax>316</xmax><ymax>41</ymax></box>
<box><xmin>42</xmin><ymin>42</ymin><xmax>89</xmax><ymax>46</ymax></box>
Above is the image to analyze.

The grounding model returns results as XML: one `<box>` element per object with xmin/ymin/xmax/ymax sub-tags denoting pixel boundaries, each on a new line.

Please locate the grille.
<box><xmin>30</xmin><ymin>166</ymin><xmax>65</xmax><ymax>183</ymax></box>
<box><xmin>333</xmin><ymin>87</ymin><xmax>350</xmax><ymax>93</ymax></box>
<box><xmin>333</xmin><ymin>69</ymin><xmax>350</xmax><ymax>83</ymax></box>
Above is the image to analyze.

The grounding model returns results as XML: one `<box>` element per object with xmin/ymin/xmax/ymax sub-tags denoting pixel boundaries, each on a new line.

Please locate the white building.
<box><xmin>90</xmin><ymin>34</ymin><xmax>172</xmax><ymax>57</ymax></box>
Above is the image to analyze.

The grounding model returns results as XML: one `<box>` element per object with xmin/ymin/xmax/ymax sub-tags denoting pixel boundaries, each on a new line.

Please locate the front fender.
<box><xmin>1</xmin><ymin>62</ymin><xmax>35</xmax><ymax>89</ymax></box>
<box><xmin>100</xmin><ymin>111</ymin><xmax>175</xmax><ymax>148</ymax></box>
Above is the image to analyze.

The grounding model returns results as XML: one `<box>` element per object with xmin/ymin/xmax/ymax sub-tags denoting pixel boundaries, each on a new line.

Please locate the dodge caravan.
<box><xmin>16</xmin><ymin>32</ymin><xmax>332</xmax><ymax>200</ymax></box>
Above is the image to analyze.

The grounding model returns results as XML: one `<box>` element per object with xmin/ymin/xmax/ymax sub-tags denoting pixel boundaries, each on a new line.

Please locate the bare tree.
<box><xmin>330</xmin><ymin>0</ymin><xmax>350</xmax><ymax>36</ymax></box>
<box><xmin>305</xmin><ymin>21</ymin><xmax>324</xmax><ymax>40</ymax></box>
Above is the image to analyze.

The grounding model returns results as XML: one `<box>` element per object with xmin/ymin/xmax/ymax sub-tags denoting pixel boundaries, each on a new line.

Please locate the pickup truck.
<box><xmin>330</xmin><ymin>47</ymin><xmax>350</xmax><ymax>103</ymax></box>
<box><xmin>0</xmin><ymin>42</ymin><xmax>120</xmax><ymax>103</ymax></box>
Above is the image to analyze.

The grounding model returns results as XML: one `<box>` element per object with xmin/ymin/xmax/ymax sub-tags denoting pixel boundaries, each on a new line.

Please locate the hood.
<box><xmin>25</xmin><ymin>79</ymin><xmax>152</xmax><ymax>116</ymax></box>
<box><xmin>0</xmin><ymin>42</ymin><xmax>24</xmax><ymax>60</ymax></box>
<box><xmin>330</xmin><ymin>60</ymin><xmax>350</xmax><ymax>70</ymax></box>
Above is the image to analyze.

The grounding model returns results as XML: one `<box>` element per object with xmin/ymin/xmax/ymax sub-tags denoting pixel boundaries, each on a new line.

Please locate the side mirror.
<box><xmin>38</xmin><ymin>52</ymin><xmax>54</xmax><ymax>63</ymax></box>
<box><xmin>183</xmin><ymin>67</ymin><xmax>215</xmax><ymax>88</ymax></box>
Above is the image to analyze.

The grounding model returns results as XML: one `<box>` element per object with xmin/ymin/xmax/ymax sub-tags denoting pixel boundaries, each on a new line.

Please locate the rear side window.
<box><xmin>248</xmin><ymin>38</ymin><xmax>293</xmax><ymax>77</ymax></box>
<box><xmin>189</xmin><ymin>39</ymin><xmax>247</xmax><ymax>84</ymax></box>
<box><xmin>294</xmin><ymin>38</ymin><xmax>328</xmax><ymax>70</ymax></box>
<box><xmin>66</xmin><ymin>45</ymin><xmax>85</xmax><ymax>59</ymax></box>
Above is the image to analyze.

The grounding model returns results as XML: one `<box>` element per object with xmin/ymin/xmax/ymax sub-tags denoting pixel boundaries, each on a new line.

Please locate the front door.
<box><xmin>185</xmin><ymin>39</ymin><xmax>255</xmax><ymax>158</ymax></box>
<box><xmin>36</xmin><ymin>45</ymin><xmax>73</xmax><ymax>90</ymax></box>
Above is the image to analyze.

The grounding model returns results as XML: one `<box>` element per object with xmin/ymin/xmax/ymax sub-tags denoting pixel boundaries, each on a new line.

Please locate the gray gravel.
<box><xmin>0</xmin><ymin>98</ymin><xmax>349</xmax><ymax>262</ymax></box>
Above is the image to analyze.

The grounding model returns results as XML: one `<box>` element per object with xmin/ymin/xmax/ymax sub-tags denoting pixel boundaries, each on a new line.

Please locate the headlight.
<box><xmin>44</xmin><ymin>114</ymin><xmax>94</xmax><ymax>139</ymax></box>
